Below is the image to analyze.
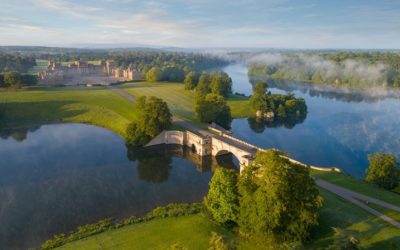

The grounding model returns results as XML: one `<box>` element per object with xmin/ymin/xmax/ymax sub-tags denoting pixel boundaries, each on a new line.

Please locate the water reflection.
<box><xmin>250</xmin><ymin>78</ymin><xmax>400</xmax><ymax>103</ymax></box>
<box><xmin>0</xmin><ymin>124</ymin><xmax>237</xmax><ymax>250</ymax></box>
<box><xmin>0</xmin><ymin>125</ymin><xmax>40</xmax><ymax>141</ymax></box>
<box><xmin>222</xmin><ymin>64</ymin><xmax>400</xmax><ymax>178</ymax></box>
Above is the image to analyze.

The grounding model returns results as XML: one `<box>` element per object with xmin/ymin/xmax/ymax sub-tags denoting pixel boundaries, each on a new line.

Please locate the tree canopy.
<box><xmin>184</xmin><ymin>71</ymin><xmax>199</xmax><ymax>90</ymax></box>
<box><xmin>238</xmin><ymin>150</ymin><xmax>323</xmax><ymax>242</ymax></box>
<box><xmin>126</xmin><ymin>96</ymin><xmax>172</xmax><ymax>146</ymax></box>
<box><xmin>195</xmin><ymin>93</ymin><xmax>232</xmax><ymax>129</ymax></box>
<box><xmin>365</xmin><ymin>152</ymin><xmax>400</xmax><ymax>190</ymax></box>
<box><xmin>204</xmin><ymin>168</ymin><xmax>239</xmax><ymax>225</ymax></box>
<box><xmin>1</xmin><ymin>72</ymin><xmax>37</xmax><ymax>88</ymax></box>
<box><xmin>145</xmin><ymin>67</ymin><xmax>163</xmax><ymax>82</ymax></box>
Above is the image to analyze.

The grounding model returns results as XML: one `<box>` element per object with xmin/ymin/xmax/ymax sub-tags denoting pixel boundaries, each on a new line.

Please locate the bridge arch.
<box><xmin>211</xmin><ymin>137</ymin><xmax>254</xmax><ymax>170</ymax></box>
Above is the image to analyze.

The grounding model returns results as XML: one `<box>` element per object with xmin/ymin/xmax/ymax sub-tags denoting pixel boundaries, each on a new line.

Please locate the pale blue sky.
<box><xmin>0</xmin><ymin>0</ymin><xmax>399</xmax><ymax>48</ymax></box>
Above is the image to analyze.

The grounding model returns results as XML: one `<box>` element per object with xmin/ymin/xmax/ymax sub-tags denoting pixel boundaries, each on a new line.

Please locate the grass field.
<box><xmin>311</xmin><ymin>170</ymin><xmax>400</xmax><ymax>207</ymax></box>
<box><xmin>58</xmin><ymin>215</ymin><xmax>234</xmax><ymax>250</ymax></box>
<box><xmin>57</xmin><ymin>188</ymin><xmax>400</xmax><ymax>250</ymax></box>
<box><xmin>0</xmin><ymin>87</ymin><xmax>137</xmax><ymax>137</ymax></box>
<box><xmin>119</xmin><ymin>81</ymin><xmax>251</xmax><ymax>121</ymax></box>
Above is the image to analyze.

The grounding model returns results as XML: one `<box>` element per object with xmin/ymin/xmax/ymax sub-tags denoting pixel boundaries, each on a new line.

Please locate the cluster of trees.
<box><xmin>204</xmin><ymin>150</ymin><xmax>323</xmax><ymax>245</ymax></box>
<box><xmin>145</xmin><ymin>65</ymin><xmax>186</xmax><ymax>82</ymax></box>
<box><xmin>0</xmin><ymin>72</ymin><xmax>38</xmax><ymax>88</ymax></box>
<box><xmin>194</xmin><ymin>93</ymin><xmax>232</xmax><ymax>129</ymax></box>
<box><xmin>248</xmin><ymin>52</ymin><xmax>400</xmax><ymax>88</ymax></box>
<box><xmin>0</xmin><ymin>54</ymin><xmax>36</xmax><ymax>72</ymax></box>
<box><xmin>365</xmin><ymin>152</ymin><xmax>400</xmax><ymax>191</ymax></box>
<box><xmin>125</xmin><ymin>96</ymin><xmax>172</xmax><ymax>146</ymax></box>
<box><xmin>186</xmin><ymin>71</ymin><xmax>233</xmax><ymax>129</ymax></box>
<box><xmin>249</xmin><ymin>82</ymin><xmax>307</xmax><ymax>119</ymax></box>
<box><xmin>185</xmin><ymin>71</ymin><xmax>232</xmax><ymax>97</ymax></box>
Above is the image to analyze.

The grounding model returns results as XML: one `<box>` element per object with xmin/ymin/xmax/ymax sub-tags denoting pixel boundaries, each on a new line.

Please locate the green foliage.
<box><xmin>147</xmin><ymin>203</ymin><xmax>203</xmax><ymax>218</ymax></box>
<box><xmin>209</xmin><ymin>232</ymin><xmax>231</xmax><ymax>250</ymax></box>
<box><xmin>204</xmin><ymin>168</ymin><xmax>239</xmax><ymax>225</ymax></box>
<box><xmin>0</xmin><ymin>53</ymin><xmax>36</xmax><ymax>72</ymax></box>
<box><xmin>146</xmin><ymin>66</ymin><xmax>163</xmax><ymax>82</ymax></box>
<box><xmin>365</xmin><ymin>152</ymin><xmax>400</xmax><ymax>190</ymax></box>
<box><xmin>41</xmin><ymin>203</ymin><xmax>203</xmax><ymax>250</ymax></box>
<box><xmin>2</xmin><ymin>71</ymin><xmax>38</xmax><ymax>88</ymax></box>
<box><xmin>249</xmin><ymin>82</ymin><xmax>307</xmax><ymax>119</ymax></box>
<box><xmin>326</xmin><ymin>228</ymin><xmax>360</xmax><ymax>250</ymax></box>
<box><xmin>248</xmin><ymin>52</ymin><xmax>400</xmax><ymax>89</ymax></box>
<box><xmin>196</xmin><ymin>72</ymin><xmax>211</xmax><ymax>95</ymax></box>
<box><xmin>210</xmin><ymin>71</ymin><xmax>232</xmax><ymax>97</ymax></box>
<box><xmin>126</xmin><ymin>96</ymin><xmax>172</xmax><ymax>146</ymax></box>
<box><xmin>162</xmin><ymin>66</ymin><xmax>185</xmax><ymax>82</ymax></box>
<box><xmin>195</xmin><ymin>93</ymin><xmax>232</xmax><ymax>129</ymax></box>
<box><xmin>249</xmin><ymin>82</ymin><xmax>268</xmax><ymax>111</ymax></box>
<box><xmin>184</xmin><ymin>71</ymin><xmax>199</xmax><ymax>90</ymax></box>
<box><xmin>238</xmin><ymin>150</ymin><xmax>323</xmax><ymax>243</ymax></box>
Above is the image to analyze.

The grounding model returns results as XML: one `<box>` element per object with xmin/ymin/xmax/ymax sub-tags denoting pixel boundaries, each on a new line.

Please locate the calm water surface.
<box><xmin>224</xmin><ymin>64</ymin><xmax>400</xmax><ymax>178</ymax></box>
<box><xmin>0</xmin><ymin>124</ymin><xmax>236</xmax><ymax>249</ymax></box>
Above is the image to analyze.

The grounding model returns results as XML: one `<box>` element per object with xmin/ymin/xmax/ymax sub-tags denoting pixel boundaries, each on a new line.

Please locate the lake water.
<box><xmin>224</xmin><ymin>64</ymin><xmax>400</xmax><ymax>178</ymax></box>
<box><xmin>0</xmin><ymin>123</ymin><xmax>238</xmax><ymax>250</ymax></box>
<box><xmin>2</xmin><ymin>64</ymin><xmax>400</xmax><ymax>249</ymax></box>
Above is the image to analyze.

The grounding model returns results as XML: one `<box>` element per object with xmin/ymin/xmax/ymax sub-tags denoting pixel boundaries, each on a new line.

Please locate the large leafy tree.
<box><xmin>210</xmin><ymin>71</ymin><xmax>232</xmax><ymax>97</ymax></box>
<box><xmin>238</xmin><ymin>150</ymin><xmax>323</xmax><ymax>242</ymax></box>
<box><xmin>249</xmin><ymin>82</ymin><xmax>268</xmax><ymax>111</ymax></box>
<box><xmin>195</xmin><ymin>93</ymin><xmax>232</xmax><ymax>129</ymax></box>
<box><xmin>204</xmin><ymin>168</ymin><xmax>239</xmax><ymax>224</ymax></box>
<box><xmin>365</xmin><ymin>152</ymin><xmax>400</xmax><ymax>190</ymax></box>
<box><xmin>196</xmin><ymin>72</ymin><xmax>211</xmax><ymax>95</ymax></box>
<box><xmin>126</xmin><ymin>96</ymin><xmax>172</xmax><ymax>146</ymax></box>
<box><xmin>145</xmin><ymin>66</ymin><xmax>163</xmax><ymax>82</ymax></box>
<box><xmin>184</xmin><ymin>71</ymin><xmax>199</xmax><ymax>90</ymax></box>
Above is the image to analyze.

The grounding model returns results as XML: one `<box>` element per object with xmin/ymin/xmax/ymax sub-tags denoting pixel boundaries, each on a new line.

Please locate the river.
<box><xmin>224</xmin><ymin>63</ymin><xmax>400</xmax><ymax>178</ymax></box>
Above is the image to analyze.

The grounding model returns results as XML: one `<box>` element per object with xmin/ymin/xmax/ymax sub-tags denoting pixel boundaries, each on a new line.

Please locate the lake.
<box><xmin>224</xmin><ymin>63</ymin><xmax>400</xmax><ymax>178</ymax></box>
<box><xmin>0</xmin><ymin>123</ymin><xmax>237</xmax><ymax>249</ymax></box>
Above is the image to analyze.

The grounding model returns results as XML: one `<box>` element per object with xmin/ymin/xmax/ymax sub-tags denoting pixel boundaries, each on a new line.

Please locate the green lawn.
<box><xmin>0</xmin><ymin>86</ymin><xmax>137</xmax><ymax>137</ymax></box>
<box><xmin>57</xmin><ymin>188</ymin><xmax>400</xmax><ymax>250</ymax></box>
<box><xmin>58</xmin><ymin>215</ymin><xmax>234</xmax><ymax>250</ymax></box>
<box><xmin>310</xmin><ymin>170</ymin><xmax>400</xmax><ymax>207</ymax></box>
<box><xmin>119</xmin><ymin>81</ymin><xmax>251</xmax><ymax>122</ymax></box>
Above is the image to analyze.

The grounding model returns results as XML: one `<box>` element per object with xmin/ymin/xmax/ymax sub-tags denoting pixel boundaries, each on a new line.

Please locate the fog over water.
<box><xmin>223</xmin><ymin>64</ymin><xmax>400</xmax><ymax>177</ymax></box>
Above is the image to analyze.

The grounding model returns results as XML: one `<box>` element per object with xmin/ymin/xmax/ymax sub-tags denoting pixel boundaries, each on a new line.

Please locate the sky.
<box><xmin>0</xmin><ymin>0</ymin><xmax>399</xmax><ymax>49</ymax></box>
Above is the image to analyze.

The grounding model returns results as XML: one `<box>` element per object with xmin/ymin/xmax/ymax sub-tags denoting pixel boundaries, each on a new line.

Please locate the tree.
<box><xmin>249</xmin><ymin>82</ymin><xmax>268</xmax><ymax>111</ymax></box>
<box><xmin>3</xmin><ymin>71</ymin><xmax>23</xmax><ymax>87</ymax></box>
<box><xmin>210</xmin><ymin>72</ymin><xmax>232</xmax><ymax>97</ymax></box>
<box><xmin>238</xmin><ymin>150</ymin><xmax>323</xmax><ymax>242</ymax></box>
<box><xmin>146</xmin><ymin>67</ymin><xmax>163</xmax><ymax>82</ymax></box>
<box><xmin>196</xmin><ymin>72</ymin><xmax>211</xmax><ymax>95</ymax></box>
<box><xmin>204</xmin><ymin>168</ymin><xmax>239</xmax><ymax>225</ymax></box>
<box><xmin>195</xmin><ymin>93</ymin><xmax>232</xmax><ymax>129</ymax></box>
<box><xmin>208</xmin><ymin>232</ymin><xmax>230</xmax><ymax>250</ymax></box>
<box><xmin>184</xmin><ymin>71</ymin><xmax>199</xmax><ymax>90</ymax></box>
<box><xmin>126</xmin><ymin>96</ymin><xmax>172</xmax><ymax>146</ymax></box>
<box><xmin>365</xmin><ymin>152</ymin><xmax>400</xmax><ymax>190</ymax></box>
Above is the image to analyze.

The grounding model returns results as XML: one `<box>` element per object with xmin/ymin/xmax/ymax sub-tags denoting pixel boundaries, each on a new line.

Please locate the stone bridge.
<box><xmin>146</xmin><ymin>129</ymin><xmax>261</xmax><ymax>170</ymax></box>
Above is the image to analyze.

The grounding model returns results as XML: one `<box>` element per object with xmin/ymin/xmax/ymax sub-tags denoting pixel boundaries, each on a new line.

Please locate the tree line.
<box><xmin>248</xmin><ymin>52</ymin><xmax>400</xmax><ymax>88</ymax></box>
<box><xmin>0</xmin><ymin>72</ymin><xmax>38</xmax><ymax>88</ymax></box>
<box><xmin>0</xmin><ymin>54</ymin><xmax>36</xmax><ymax>73</ymax></box>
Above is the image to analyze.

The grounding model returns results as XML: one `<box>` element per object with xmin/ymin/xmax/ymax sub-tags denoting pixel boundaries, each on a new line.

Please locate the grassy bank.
<box><xmin>310</xmin><ymin>170</ymin><xmax>400</xmax><ymax>207</ymax></box>
<box><xmin>0</xmin><ymin>86</ymin><xmax>137</xmax><ymax>137</ymax></box>
<box><xmin>56</xmin><ymin>187</ymin><xmax>400</xmax><ymax>250</ymax></box>
<box><xmin>119</xmin><ymin>81</ymin><xmax>251</xmax><ymax>121</ymax></box>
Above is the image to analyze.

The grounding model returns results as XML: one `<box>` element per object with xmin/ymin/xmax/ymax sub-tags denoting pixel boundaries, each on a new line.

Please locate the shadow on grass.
<box><xmin>0</xmin><ymin>100</ymin><xmax>86</xmax><ymax>129</ymax></box>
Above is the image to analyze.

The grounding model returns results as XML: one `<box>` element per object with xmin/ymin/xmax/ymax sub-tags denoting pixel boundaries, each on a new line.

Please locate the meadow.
<box><xmin>57</xmin><ymin>184</ymin><xmax>400</xmax><ymax>250</ymax></box>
